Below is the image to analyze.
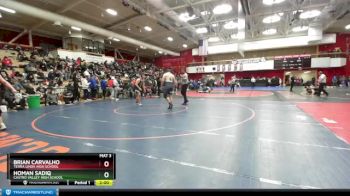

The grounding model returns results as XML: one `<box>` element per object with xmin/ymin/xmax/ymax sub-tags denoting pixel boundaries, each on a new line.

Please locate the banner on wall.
<box><xmin>187</xmin><ymin>55</ymin><xmax>346</xmax><ymax>74</ymax></box>
<box><xmin>232</xmin><ymin>57</ymin><xmax>266</xmax><ymax>64</ymax></box>
<box><xmin>198</xmin><ymin>39</ymin><xmax>208</xmax><ymax>56</ymax></box>
<box><xmin>311</xmin><ymin>57</ymin><xmax>346</xmax><ymax>68</ymax></box>
<box><xmin>186</xmin><ymin>58</ymin><xmax>274</xmax><ymax>73</ymax></box>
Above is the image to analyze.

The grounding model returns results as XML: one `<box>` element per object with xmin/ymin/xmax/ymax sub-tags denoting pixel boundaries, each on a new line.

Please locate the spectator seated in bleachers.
<box><xmin>12</xmin><ymin>77</ymin><xmax>25</xmax><ymax>91</ymax></box>
<box><xmin>24</xmin><ymin>61</ymin><xmax>37</xmax><ymax>73</ymax></box>
<box><xmin>36</xmin><ymin>83</ymin><xmax>47</xmax><ymax>104</ymax></box>
<box><xmin>1</xmin><ymin>47</ymin><xmax>169</xmax><ymax>109</ymax></box>
<box><xmin>189</xmin><ymin>80</ymin><xmax>200</xmax><ymax>90</ymax></box>
<box><xmin>2</xmin><ymin>89</ymin><xmax>16</xmax><ymax>110</ymax></box>
<box><xmin>2</xmin><ymin>56</ymin><xmax>13</xmax><ymax>68</ymax></box>
<box><xmin>14</xmin><ymin>91</ymin><xmax>26</xmax><ymax>110</ymax></box>
<box><xmin>63</xmin><ymin>82</ymin><xmax>74</xmax><ymax>104</ymax></box>
<box><xmin>21</xmin><ymin>81</ymin><xmax>36</xmax><ymax>94</ymax></box>
<box><xmin>46</xmin><ymin>88</ymin><xmax>58</xmax><ymax>105</ymax></box>
<box><xmin>17</xmin><ymin>50</ymin><xmax>29</xmax><ymax>62</ymax></box>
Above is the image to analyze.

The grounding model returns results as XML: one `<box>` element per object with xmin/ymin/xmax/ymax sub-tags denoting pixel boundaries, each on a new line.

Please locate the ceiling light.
<box><xmin>196</xmin><ymin>27</ymin><xmax>208</xmax><ymax>34</ymax></box>
<box><xmin>140</xmin><ymin>46</ymin><xmax>147</xmax><ymax>49</ymax></box>
<box><xmin>144</xmin><ymin>26</ymin><xmax>152</xmax><ymax>31</ymax></box>
<box><xmin>346</xmin><ymin>24</ymin><xmax>350</xmax><ymax>30</ymax></box>
<box><xmin>0</xmin><ymin>13</ymin><xmax>2</xmax><ymax>18</ymax></box>
<box><xmin>212</xmin><ymin>23</ymin><xmax>218</xmax><ymax>27</ymax></box>
<box><xmin>68</xmin><ymin>30</ymin><xmax>71</xmax><ymax>35</ymax></box>
<box><xmin>158</xmin><ymin>51</ymin><xmax>163</xmax><ymax>54</ymax></box>
<box><xmin>263</xmin><ymin>14</ymin><xmax>281</xmax><ymax>24</ymax></box>
<box><xmin>201</xmin><ymin>11</ymin><xmax>210</xmax><ymax>16</ymax></box>
<box><xmin>208</xmin><ymin>37</ymin><xmax>221</xmax><ymax>42</ymax></box>
<box><xmin>263</xmin><ymin>0</ymin><xmax>285</xmax><ymax>5</ymax></box>
<box><xmin>0</xmin><ymin>6</ymin><xmax>16</xmax><ymax>14</ymax></box>
<box><xmin>179</xmin><ymin>12</ymin><xmax>197</xmax><ymax>22</ymax></box>
<box><xmin>293</xmin><ymin>10</ymin><xmax>304</xmax><ymax>15</ymax></box>
<box><xmin>231</xmin><ymin>34</ymin><xmax>238</xmax><ymax>39</ymax></box>
<box><xmin>183</xmin><ymin>44</ymin><xmax>188</xmax><ymax>48</ymax></box>
<box><xmin>292</xmin><ymin>26</ymin><xmax>308</xmax><ymax>32</ymax></box>
<box><xmin>106</xmin><ymin>8</ymin><xmax>117</xmax><ymax>16</ymax></box>
<box><xmin>224</xmin><ymin>21</ymin><xmax>238</xmax><ymax>29</ymax></box>
<box><xmin>53</xmin><ymin>21</ymin><xmax>62</xmax><ymax>26</ymax></box>
<box><xmin>167</xmin><ymin>37</ymin><xmax>174</xmax><ymax>42</ymax></box>
<box><xmin>262</xmin><ymin>28</ymin><xmax>277</xmax><ymax>35</ymax></box>
<box><xmin>237</xmin><ymin>32</ymin><xmax>245</xmax><ymax>40</ymax></box>
<box><xmin>113</xmin><ymin>38</ymin><xmax>120</xmax><ymax>42</ymax></box>
<box><xmin>213</xmin><ymin>4</ymin><xmax>232</xmax><ymax>15</ymax></box>
<box><xmin>231</xmin><ymin>32</ymin><xmax>245</xmax><ymax>40</ymax></box>
<box><xmin>299</xmin><ymin>10</ymin><xmax>321</xmax><ymax>19</ymax></box>
<box><xmin>71</xmin><ymin>26</ymin><xmax>81</xmax><ymax>31</ymax></box>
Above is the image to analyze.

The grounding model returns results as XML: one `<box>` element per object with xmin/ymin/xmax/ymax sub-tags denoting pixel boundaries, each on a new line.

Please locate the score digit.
<box><xmin>104</xmin><ymin>172</ymin><xmax>109</xmax><ymax>178</ymax></box>
<box><xmin>104</xmin><ymin>161</ymin><xmax>109</xmax><ymax>168</ymax></box>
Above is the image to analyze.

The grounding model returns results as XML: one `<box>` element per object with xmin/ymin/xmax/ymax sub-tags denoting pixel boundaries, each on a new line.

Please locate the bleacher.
<box><xmin>0</xmin><ymin>47</ymin><xmax>68</xmax><ymax>109</ymax></box>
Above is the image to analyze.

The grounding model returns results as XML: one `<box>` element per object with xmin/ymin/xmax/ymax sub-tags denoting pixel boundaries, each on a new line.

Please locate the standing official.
<box><xmin>230</xmin><ymin>75</ymin><xmax>237</xmax><ymax>93</ymax></box>
<box><xmin>180</xmin><ymin>71</ymin><xmax>189</xmax><ymax>105</ymax></box>
<box><xmin>290</xmin><ymin>75</ymin><xmax>295</xmax><ymax>92</ymax></box>
<box><xmin>251</xmin><ymin>76</ymin><xmax>256</xmax><ymax>88</ymax></box>
<box><xmin>317</xmin><ymin>71</ymin><xmax>329</xmax><ymax>96</ymax></box>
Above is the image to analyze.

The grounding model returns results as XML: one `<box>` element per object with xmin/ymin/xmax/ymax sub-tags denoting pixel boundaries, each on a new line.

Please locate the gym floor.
<box><xmin>1</xmin><ymin>86</ymin><xmax>350</xmax><ymax>189</ymax></box>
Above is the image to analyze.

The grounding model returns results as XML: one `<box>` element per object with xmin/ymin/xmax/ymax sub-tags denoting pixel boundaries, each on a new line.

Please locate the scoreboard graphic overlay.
<box><xmin>7</xmin><ymin>153</ymin><xmax>116</xmax><ymax>186</ymax></box>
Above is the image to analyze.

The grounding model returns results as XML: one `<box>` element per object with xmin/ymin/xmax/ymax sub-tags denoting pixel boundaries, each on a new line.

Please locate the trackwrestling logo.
<box><xmin>5</xmin><ymin>189</ymin><xmax>11</xmax><ymax>195</ymax></box>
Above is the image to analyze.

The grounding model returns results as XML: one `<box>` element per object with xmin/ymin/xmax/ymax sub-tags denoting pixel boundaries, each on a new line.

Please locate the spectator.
<box><xmin>17</xmin><ymin>50</ymin><xmax>29</xmax><ymax>62</ymax></box>
<box><xmin>111</xmin><ymin>76</ymin><xmax>120</xmax><ymax>101</ymax></box>
<box><xmin>100</xmin><ymin>76</ymin><xmax>108</xmax><ymax>100</ymax></box>
<box><xmin>89</xmin><ymin>75</ymin><xmax>98</xmax><ymax>100</ymax></box>
<box><xmin>251</xmin><ymin>76</ymin><xmax>256</xmax><ymax>88</ymax></box>
<box><xmin>2</xmin><ymin>56</ymin><xmax>13</xmax><ymax>68</ymax></box>
<box><xmin>290</xmin><ymin>75</ymin><xmax>295</xmax><ymax>92</ymax></box>
<box><xmin>316</xmin><ymin>71</ymin><xmax>329</xmax><ymax>96</ymax></box>
<box><xmin>81</xmin><ymin>75</ymin><xmax>90</xmax><ymax>100</ymax></box>
<box><xmin>229</xmin><ymin>75</ymin><xmax>237</xmax><ymax>93</ymax></box>
<box><xmin>332</xmin><ymin>75</ymin><xmax>338</xmax><ymax>87</ymax></box>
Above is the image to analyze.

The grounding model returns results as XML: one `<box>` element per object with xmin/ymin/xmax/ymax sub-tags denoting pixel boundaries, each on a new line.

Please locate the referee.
<box><xmin>317</xmin><ymin>71</ymin><xmax>329</xmax><ymax>96</ymax></box>
<box><xmin>180</xmin><ymin>70</ymin><xmax>189</xmax><ymax>105</ymax></box>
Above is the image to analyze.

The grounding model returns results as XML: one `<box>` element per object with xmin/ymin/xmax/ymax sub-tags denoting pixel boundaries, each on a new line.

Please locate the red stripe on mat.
<box><xmin>297</xmin><ymin>102</ymin><xmax>350</xmax><ymax>143</ymax></box>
